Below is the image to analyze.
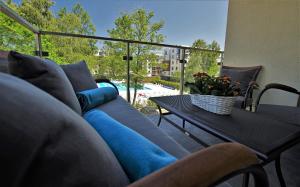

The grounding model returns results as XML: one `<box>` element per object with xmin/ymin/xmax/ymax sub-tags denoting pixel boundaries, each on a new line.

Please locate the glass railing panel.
<box><xmin>0</xmin><ymin>12</ymin><xmax>35</xmax><ymax>55</ymax></box>
<box><xmin>183</xmin><ymin>49</ymin><xmax>223</xmax><ymax>94</ymax></box>
<box><xmin>128</xmin><ymin>44</ymin><xmax>181</xmax><ymax>113</ymax></box>
<box><xmin>98</xmin><ymin>40</ymin><xmax>129</xmax><ymax>100</ymax></box>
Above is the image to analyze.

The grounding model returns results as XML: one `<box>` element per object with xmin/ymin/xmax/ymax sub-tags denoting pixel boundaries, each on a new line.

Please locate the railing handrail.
<box><xmin>0</xmin><ymin>1</ymin><xmax>223</xmax><ymax>53</ymax></box>
<box><xmin>1</xmin><ymin>0</ymin><xmax>225</xmax><ymax>103</ymax></box>
<box><xmin>40</xmin><ymin>31</ymin><xmax>224</xmax><ymax>53</ymax></box>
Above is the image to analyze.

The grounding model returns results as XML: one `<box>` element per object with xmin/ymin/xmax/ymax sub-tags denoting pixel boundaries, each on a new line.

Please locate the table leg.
<box><xmin>275</xmin><ymin>156</ymin><xmax>286</xmax><ymax>187</ymax></box>
<box><xmin>242</xmin><ymin>172</ymin><xmax>249</xmax><ymax>187</ymax></box>
<box><xmin>157</xmin><ymin>105</ymin><xmax>162</xmax><ymax>127</ymax></box>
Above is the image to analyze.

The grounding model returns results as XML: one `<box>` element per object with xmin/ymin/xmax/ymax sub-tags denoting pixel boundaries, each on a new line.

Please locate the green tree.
<box><xmin>13</xmin><ymin>0</ymin><xmax>64</xmax><ymax>62</ymax></box>
<box><xmin>1</xmin><ymin>0</ymin><xmax>98</xmax><ymax>66</ymax></box>
<box><xmin>18</xmin><ymin>0</ymin><xmax>54</xmax><ymax>29</ymax></box>
<box><xmin>185</xmin><ymin>39</ymin><xmax>221</xmax><ymax>82</ymax></box>
<box><xmin>171</xmin><ymin>71</ymin><xmax>181</xmax><ymax>82</ymax></box>
<box><xmin>0</xmin><ymin>0</ymin><xmax>35</xmax><ymax>54</ymax></box>
<box><xmin>104</xmin><ymin>9</ymin><xmax>164</xmax><ymax>104</ymax></box>
<box><xmin>49</xmin><ymin>3</ymin><xmax>98</xmax><ymax>64</ymax></box>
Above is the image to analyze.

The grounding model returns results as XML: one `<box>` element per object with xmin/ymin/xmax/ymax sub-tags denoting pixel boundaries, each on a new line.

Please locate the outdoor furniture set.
<box><xmin>150</xmin><ymin>64</ymin><xmax>299</xmax><ymax>187</ymax></box>
<box><xmin>1</xmin><ymin>50</ymin><xmax>299</xmax><ymax>187</ymax></box>
<box><xmin>0</xmin><ymin>51</ymin><xmax>268</xmax><ymax>187</ymax></box>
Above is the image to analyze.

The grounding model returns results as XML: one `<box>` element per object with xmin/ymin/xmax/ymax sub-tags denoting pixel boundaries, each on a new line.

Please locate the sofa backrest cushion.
<box><xmin>61</xmin><ymin>61</ymin><xmax>98</xmax><ymax>92</ymax></box>
<box><xmin>0</xmin><ymin>51</ymin><xmax>9</xmax><ymax>73</ymax></box>
<box><xmin>221</xmin><ymin>65</ymin><xmax>262</xmax><ymax>96</ymax></box>
<box><xmin>8</xmin><ymin>51</ymin><xmax>82</xmax><ymax>115</ymax></box>
<box><xmin>0</xmin><ymin>73</ymin><xmax>130</xmax><ymax>187</ymax></box>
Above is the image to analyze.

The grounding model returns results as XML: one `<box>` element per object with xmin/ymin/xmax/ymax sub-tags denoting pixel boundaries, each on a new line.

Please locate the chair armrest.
<box><xmin>264</xmin><ymin>83</ymin><xmax>299</xmax><ymax>94</ymax></box>
<box><xmin>95</xmin><ymin>78</ymin><xmax>119</xmax><ymax>95</ymax></box>
<box><xmin>128</xmin><ymin>143</ymin><xmax>268</xmax><ymax>187</ymax></box>
<box><xmin>255</xmin><ymin>83</ymin><xmax>300</xmax><ymax>110</ymax></box>
<box><xmin>242</xmin><ymin>81</ymin><xmax>258</xmax><ymax>108</ymax></box>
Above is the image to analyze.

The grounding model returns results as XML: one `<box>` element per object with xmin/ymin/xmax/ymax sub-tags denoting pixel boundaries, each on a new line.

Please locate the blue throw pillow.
<box><xmin>84</xmin><ymin>110</ymin><xmax>177</xmax><ymax>182</ymax></box>
<box><xmin>77</xmin><ymin>87</ymin><xmax>118</xmax><ymax>113</ymax></box>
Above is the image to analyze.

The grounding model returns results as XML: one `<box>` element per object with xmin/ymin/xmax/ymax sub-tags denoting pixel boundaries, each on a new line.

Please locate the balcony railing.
<box><xmin>0</xmin><ymin>1</ymin><xmax>224</xmax><ymax>109</ymax></box>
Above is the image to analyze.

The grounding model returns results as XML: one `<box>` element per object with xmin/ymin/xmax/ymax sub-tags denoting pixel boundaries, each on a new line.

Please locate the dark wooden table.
<box><xmin>150</xmin><ymin>95</ymin><xmax>300</xmax><ymax>187</ymax></box>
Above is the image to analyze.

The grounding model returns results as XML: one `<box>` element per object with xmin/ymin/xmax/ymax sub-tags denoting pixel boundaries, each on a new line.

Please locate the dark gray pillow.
<box><xmin>8</xmin><ymin>51</ymin><xmax>82</xmax><ymax>115</ymax></box>
<box><xmin>0</xmin><ymin>73</ymin><xmax>129</xmax><ymax>187</ymax></box>
<box><xmin>221</xmin><ymin>66</ymin><xmax>262</xmax><ymax>96</ymax></box>
<box><xmin>61</xmin><ymin>61</ymin><xmax>98</xmax><ymax>92</ymax></box>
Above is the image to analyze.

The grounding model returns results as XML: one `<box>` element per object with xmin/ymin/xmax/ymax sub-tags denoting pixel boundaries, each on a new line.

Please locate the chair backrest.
<box><xmin>220</xmin><ymin>65</ymin><xmax>262</xmax><ymax>96</ymax></box>
<box><xmin>0</xmin><ymin>51</ymin><xmax>9</xmax><ymax>73</ymax></box>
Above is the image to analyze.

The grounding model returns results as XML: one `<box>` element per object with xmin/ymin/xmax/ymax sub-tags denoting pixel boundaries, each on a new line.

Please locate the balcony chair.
<box><xmin>255</xmin><ymin>83</ymin><xmax>300</xmax><ymax>126</ymax></box>
<box><xmin>220</xmin><ymin>65</ymin><xmax>262</xmax><ymax>110</ymax></box>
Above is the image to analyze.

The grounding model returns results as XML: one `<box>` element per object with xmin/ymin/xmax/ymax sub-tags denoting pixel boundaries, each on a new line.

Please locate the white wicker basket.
<box><xmin>190</xmin><ymin>94</ymin><xmax>236</xmax><ymax>115</ymax></box>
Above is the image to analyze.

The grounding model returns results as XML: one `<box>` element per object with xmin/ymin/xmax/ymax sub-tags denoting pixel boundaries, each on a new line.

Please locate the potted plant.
<box><xmin>185</xmin><ymin>72</ymin><xmax>241</xmax><ymax>115</ymax></box>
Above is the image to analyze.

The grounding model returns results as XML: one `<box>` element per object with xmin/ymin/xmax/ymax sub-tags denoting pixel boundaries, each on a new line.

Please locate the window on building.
<box><xmin>171</xmin><ymin>67</ymin><xmax>174</xmax><ymax>70</ymax></box>
<box><xmin>176</xmin><ymin>67</ymin><xmax>178</xmax><ymax>70</ymax></box>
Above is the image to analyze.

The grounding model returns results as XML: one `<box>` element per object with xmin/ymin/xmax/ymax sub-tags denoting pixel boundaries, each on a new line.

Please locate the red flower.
<box><xmin>193</xmin><ymin>72</ymin><xmax>209</xmax><ymax>78</ymax></box>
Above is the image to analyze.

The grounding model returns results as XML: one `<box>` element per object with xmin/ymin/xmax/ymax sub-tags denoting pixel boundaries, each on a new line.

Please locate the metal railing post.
<box><xmin>35</xmin><ymin>33</ymin><xmax>42</xmax><ymax>57</ymax></box>
<box><xmin>220</xmin><ymin>52</ymin><xmax>224</xmax><ymax>66</ymax></box>
<box><xmin>179</xmin><ymin>48</ymin><xmax>186</xmax><ymax>95</ymax></box>
<box><xmin>219</xmin><ymin>52</ymin><xmax>225</xmax><ymax>75</ymax></box>
<box><xmin>126</xmin><ymin>42</ymin><xmax>131</xmax><ymax>103</ymax></box>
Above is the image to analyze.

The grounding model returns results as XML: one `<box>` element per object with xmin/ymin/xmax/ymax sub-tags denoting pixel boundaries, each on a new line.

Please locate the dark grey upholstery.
<box><xmin>8</xmin><ymin>51</ymin><xmax>82</xmax><ymax>115</ymax></box>
<box><xmin>0</xmin><ymin>73</ymin><xmax>129</xmax><ymax>187</ymax></box>
<box><xmin>257</xmin><ymin>104</ymin><xmax>300</xmax><ymax>126</ymax></box>
<box><xmin>96</xmin><ymin>96</ymin><xmax>189</xmax><ymax>159</ymax></box>
<box><xmin>61</xmin><ymin>61</ymin><xmax>98</xmax><ymax>92</ymax></box>
<box><xmin>221</xmin><ymin>65</ymin><xmax>262</xmax><ymax>109</ymax></box>
<box><xmin>221</xmin><ymin>65</ymin><xmax>262</xmax><ymax>96</ymax></box>
<box><xmin>0</xmin><ymin>51</ymin><xmax>9</xmax><ymax>73</ymax></box>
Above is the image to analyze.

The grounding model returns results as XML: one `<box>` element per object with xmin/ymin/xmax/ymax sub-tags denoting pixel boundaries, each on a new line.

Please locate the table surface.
<box><xmin>150</xmin><ymin>95</ymin><xmax>300</xmax><ymax>160</ymax></box>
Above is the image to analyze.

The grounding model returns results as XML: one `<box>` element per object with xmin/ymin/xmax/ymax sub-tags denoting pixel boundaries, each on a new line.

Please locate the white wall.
<box><xmin>224</xmin><ymin>0</ymin><xmax>300</xmax><ymax>106</ymax></box>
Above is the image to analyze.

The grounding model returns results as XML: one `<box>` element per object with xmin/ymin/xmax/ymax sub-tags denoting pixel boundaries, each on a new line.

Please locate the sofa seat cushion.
<box><xmin>61</xmin><ymin>61</ymin><xmax>98</xmax><ymax>92</ymax></box>
<box><xmin>0</xmin><ymin>73</ymin><xmax>129</xmax><ymax>187</ymax></box>
<box><xmin>8</xmin><ymin>51</ymin><xmax>82</xmax><ymax>115</ymax></box>
<box><xmin>95</xmin><ymin>96</ymin><xmax>190</xmax><ymax>159</ymax></box>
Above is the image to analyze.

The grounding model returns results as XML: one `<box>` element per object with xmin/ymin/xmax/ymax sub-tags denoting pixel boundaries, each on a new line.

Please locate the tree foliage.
<box><xmin>185</xmin><ymin>39</ymin><xmax>221</xmax><ymax>82</ymax></box>
<box><xmin>1</xmin><ymin>0</ymin><xmax>98</xmax><ymax>66</ymax></box>
<box><xmin>1</xmin><ymin>1</ymin><xmax>222</xmax><ymax>105</ymax></box>
<box><xmin>103</xmin><ymin>9</ymin><xmax>165</xmax><ymax>104</ymax></box>
<box><xmin>0</xmin><ymin>1</ymin><xmax>35</xmax><ymax>54</ymax></box>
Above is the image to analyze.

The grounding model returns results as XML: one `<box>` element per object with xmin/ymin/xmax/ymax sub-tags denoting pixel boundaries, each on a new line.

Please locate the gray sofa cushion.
<box><xmin>0</xmin><ymin>73</ymin><xmax>129</xmax><ymax>187</ymax></box>
<box><xmin>8</xmin><ymin>51</ymin><xmax>82</xmax><ymax>115</ymax></box>
<box><xmin>96</xmin><ymin>96</ymin><xmax>190</xmax><ymax>159</ymax></box>
<box><xmin>61</xmin><ymin>61</ymin><xmax>98</xmax><ymax>92</ymax></box>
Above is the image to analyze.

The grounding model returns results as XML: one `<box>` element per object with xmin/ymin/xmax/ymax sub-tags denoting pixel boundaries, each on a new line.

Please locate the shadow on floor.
<box><xmin>147</xmin><ymin>114</ymin><xmax>300</xmax><ymax>187</ymax></box>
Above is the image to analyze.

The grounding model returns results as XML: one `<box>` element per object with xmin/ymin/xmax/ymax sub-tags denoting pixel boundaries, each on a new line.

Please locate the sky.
<box><xmin>14</xmin><ymin>0</ymin><xmax>229</xmax><ymax>50</ymax></box>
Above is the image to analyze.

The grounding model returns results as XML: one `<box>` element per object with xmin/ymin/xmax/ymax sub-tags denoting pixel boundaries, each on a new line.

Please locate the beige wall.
<box><xmin>224</xmin><ymin>0</ymin><xmax>300</xmax><ymax>106</ymax></box>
